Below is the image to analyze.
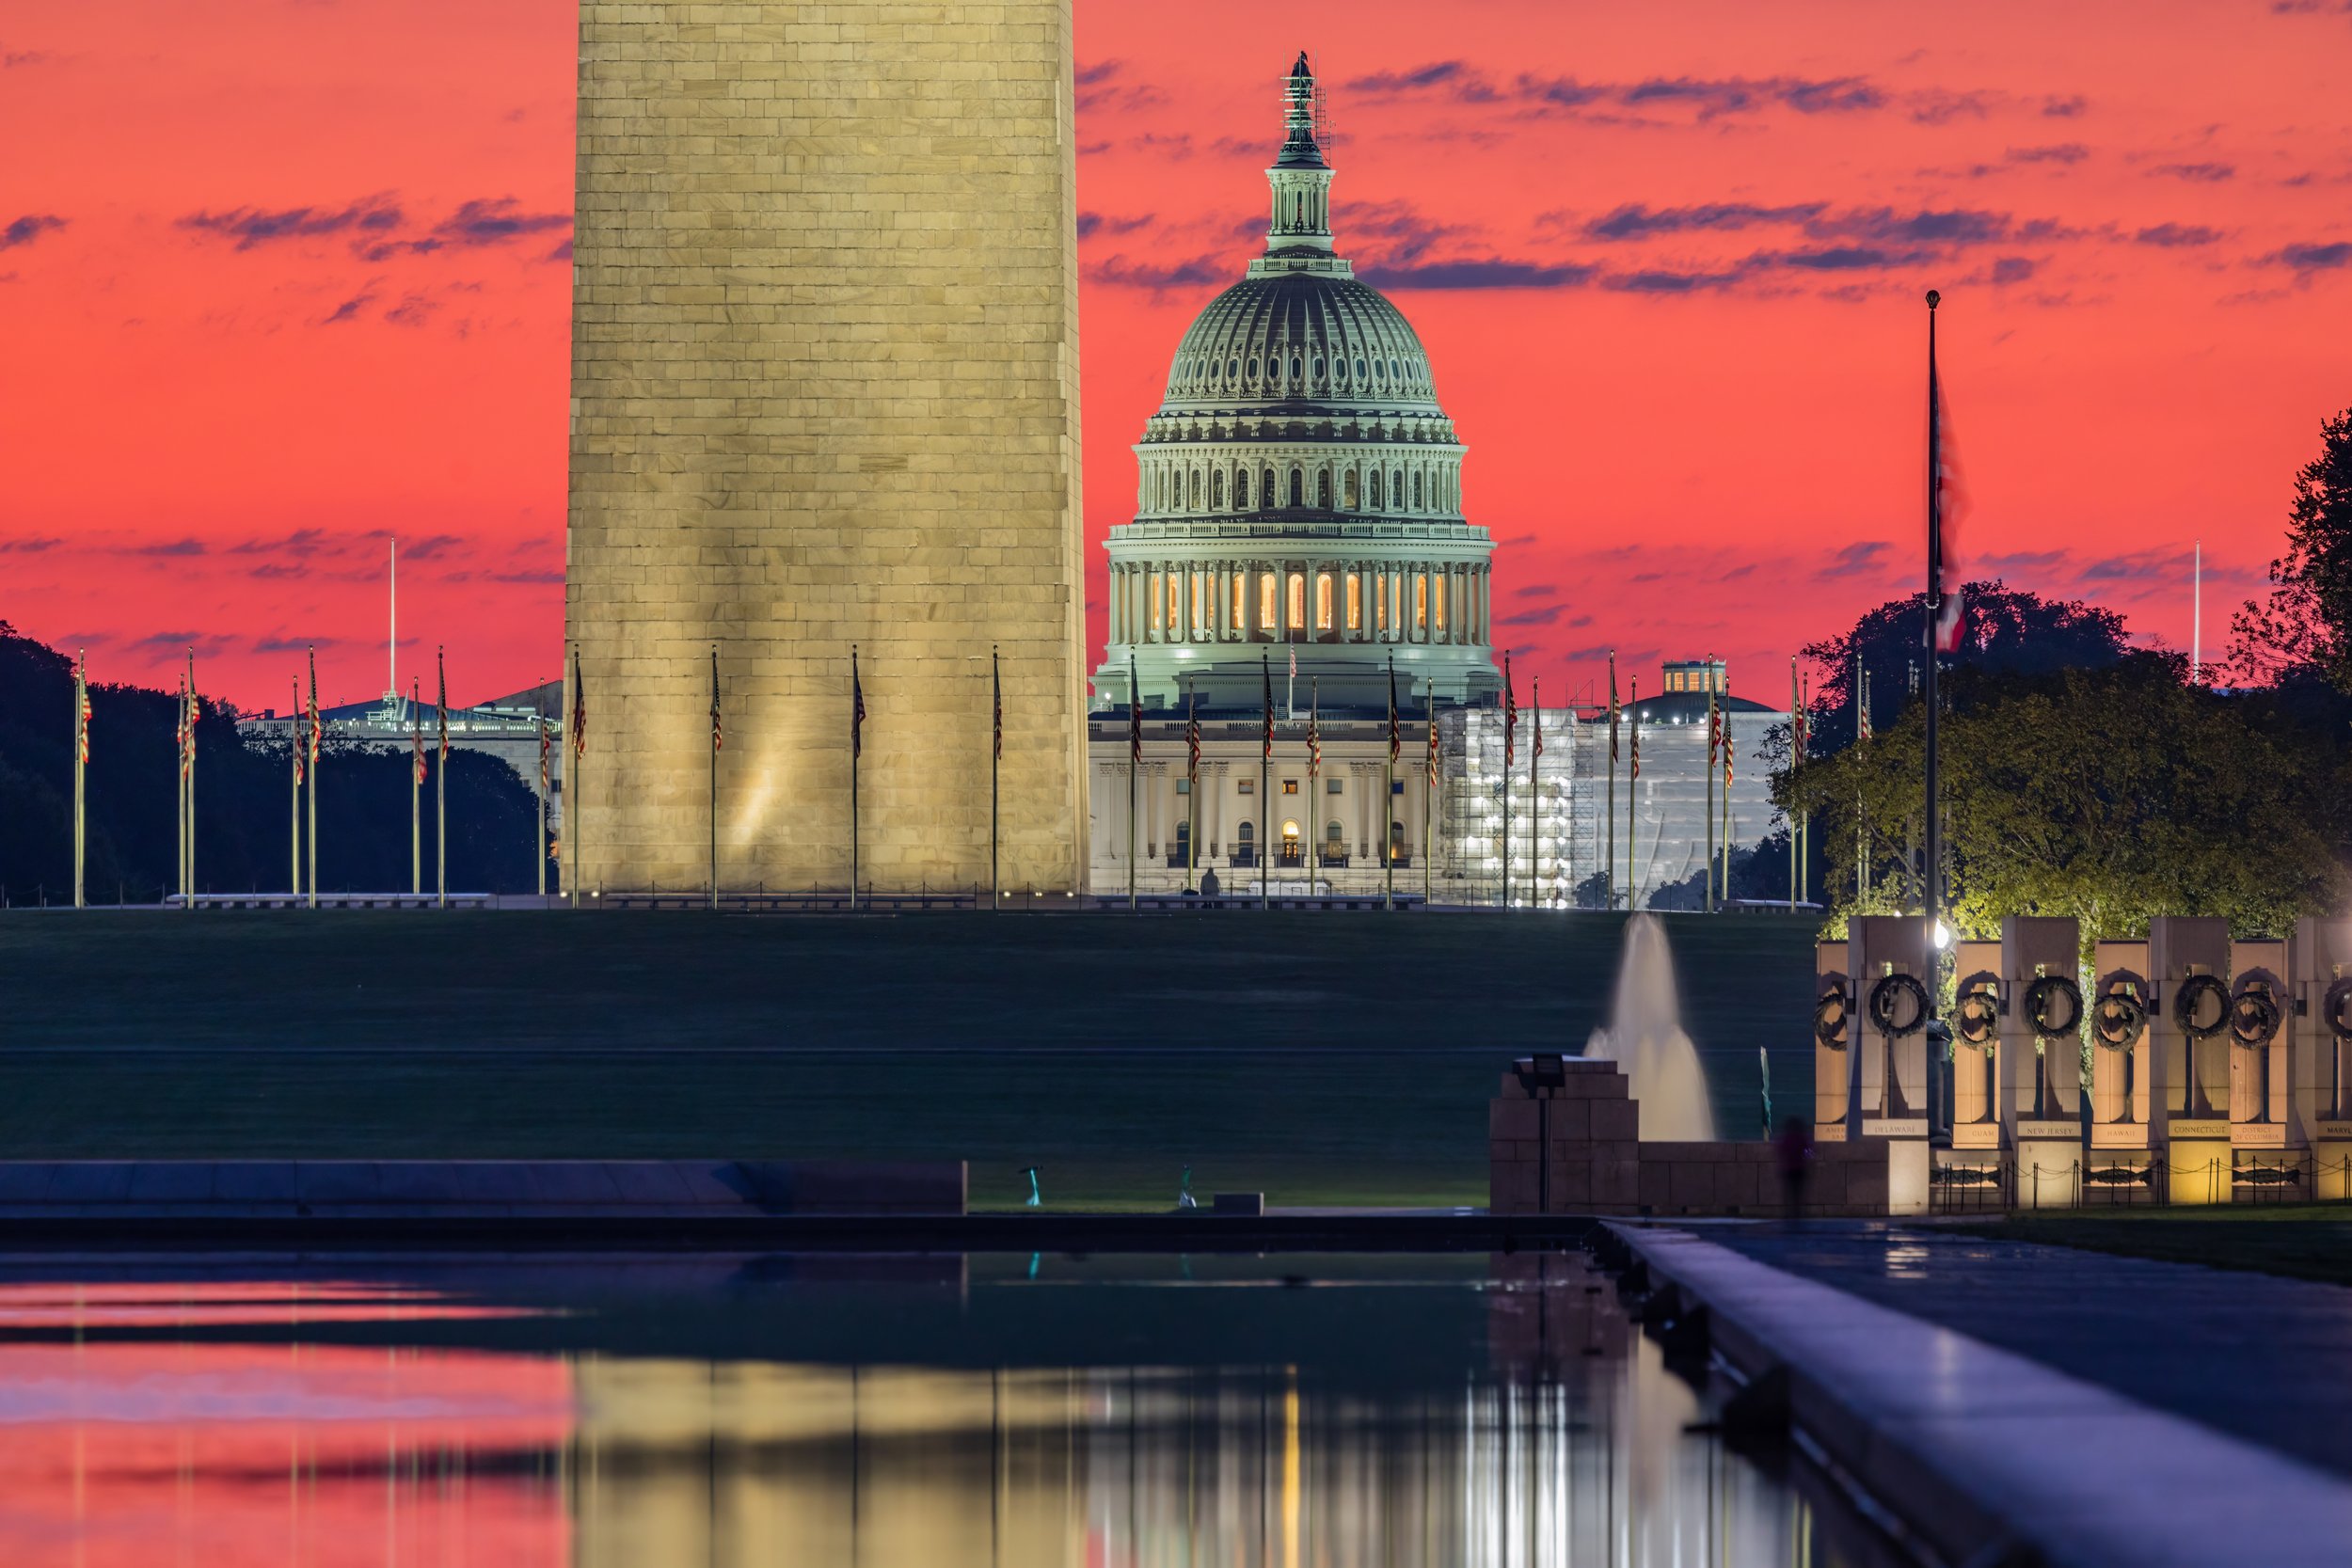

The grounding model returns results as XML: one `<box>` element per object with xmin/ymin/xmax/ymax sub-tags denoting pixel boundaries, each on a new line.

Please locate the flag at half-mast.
<box><xmin>411</xmin><ymin>680</ymin><xmax>425</xmax><ymax>784</ymax></box>
<box><xmin>1185</xmin><ymin>681</ymin><xmax>1200</xmax><ymax>782</ymax></box>
<box><xmin>1607</xmin><ymin>652</ymin><xmax>1620</xmax><ymax>764</ymax></box>
<box><xmin>1261</xmin><ymin>655</ymin><xmax>1275</xmax><ymax>761</ymax></box>
<box><xmin>709</xmin><ymin>645</ymin><xmax>722</xmax><ymax>752</ymax></box>
<box><xmin>1629</xmin><ymin>680</ymin><xmax>1642</xmax><ymax>782</ymax></box>
<box><xmin>850</xmin><ymin>647</ymin><xmax>866</xmax><ymax>759</ymax></box>
<box><xmin>570</xmin><ymin>646</ymin><xmax>588</xmax><ymax>761</ymax></box>
<box><xmin>1930</xmin><ymin>332</ymin><xmax>1972</xmax><ymax>653</ymax></box>
<box><xmin>1502</xmin><ymin>653</ymin><xmax>1517</xmax><ymax>767</ymax></box>
<box><xmin>1386</xmin><ymin>660</ymin><xmax>1400</xmax><ymax>765</ymax></box>
<box><xmin>291</xmin><ymin>677</ymin><xmax>305</xmax><ymax>785</ymax></box>
<box><xmin>1128</xmin><ymin>659</ymin><xmax>1143</xmax><ymax>765</ymax></box>
<box><xmin>75</xmin><ymin>652</ymin><xmax>90</xmax><ymax>764</ymax></box>
<box><xmin>305</xmin><ymin>648</ymin><xmax>321</xmax><ymax>768</ymax></box>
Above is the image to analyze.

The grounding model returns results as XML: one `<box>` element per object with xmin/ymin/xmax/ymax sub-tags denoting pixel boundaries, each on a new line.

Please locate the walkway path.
<box><xmin>1711</xmin><ymin>1222</ymin><xmax>2352</xmax><ymax>1481</ymax></box>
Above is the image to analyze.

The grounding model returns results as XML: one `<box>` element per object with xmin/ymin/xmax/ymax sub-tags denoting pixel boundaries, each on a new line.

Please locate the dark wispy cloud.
<box><xmin>1075</xmin><ymin>211</ymin><xmax>1155</xmax><ymax>241</ymax></box>
<box><xmin>0</xmin><ymin>535</ymin><xmax>62</xmax><ymax>553</ymax></box>
<box><xmin>2135</xmin><ymin>222</ymin><xmax>2223</xmax><ymax>246</ymax></box>
<box><xmin>1580</xmin><ymin>202</ymin><xmax>1828</xmax><ymax>241</ymax></box>
<box><xmin>2080</xmin><ymin>548</ymin><xmax>2195</xmax><ymax>581</ymax></box>
<box><xmin>246</xmin><ymin>562</ymin><xmax>307</xmax><ymax>580</ymax></box>
<box><xmin>1816</xmin><ymin>541</ymin><xmax>1892</xmax><ymax>579</ymax></box>
<box><xmin>322</xmin><ymin>288</ymin><xmax>379</xmax><ymax>325</ymax></box>
<box><xmin>1345</xmin><ymin>62</ymin><xmax>1895</xmax><ymax>121</ymax></box>
<box><xmin>128</xmin><ymin>630</ymin><xmax>237</xmax><ymax>657</ymax></box>
<box><xmin>2041</xmin><ymin>94</ymin><xmax>2089</xmax><ymax>117</ymax></box>
<box><xmin>356</xmin><ymin>197</ymin><xmax>571</xmax><ymax>261</ymax></box>
<box><xmin>489</xmin><ymin>568</ymin><xmax>564</xmax><ymax>584</ymax></box>
<box><xmin>1359</xmin><ymin>258</ymin><xmax>1597</xmax><ymax>289</ymax></box>
<box><xmin>1073</xmin><ymin>58</ymin><xmax>1166</xmax><ymax>114</ymax></box>
<box><xmin>1499</xmin><ymin>603</ymin><xmax>1569</xmax><ymax>626</ymax></box>
<box><xmin>2007</xmin><ymin>143</ymin><xmax>2090</xmax><ymax>165</ymax></box>
<box><xmin>3</xmin><ymin>49</ymin><xmax>51</xmax><ymax>69</ymax></box>
<box><xmin>2149</xmin><ymin>161</ymin><xmax>2234</xmax><ymax>182</ymax></box>
<box><xmin>383</xmin><ymin>292</ymin><xmax>438</xmax><ymax>327</ymax></box>
<box><xmin>230</xmin><ymin>529</ymin><xmax>334</xmax><ymax>558</ymax></box>
<box><xmin>252</xmin><ymin>634</ymin><xmax>339</xmax><ymax>654</ymax></box>
<box><xmin>132</xmin><ymin>538</ymin><xmax>207</xmax><ymax>557</ymax></box>
<box><xmin>402</xmin><ymin>533</ymin><xmax>467</xmax><ymax>560</ymax></box>
<box><xmin>1514</xmin><ymin>582</ymin><xmax>1557</xmax><ymax>597</ymax></box>
<box><xmin>179</xmin><ymin>194</ymin><xmax>403</xmax><ymax>251</ymax></box>
<box><xmin>2</xmin><ymin>214</ymin><xmax>66</xmax><ymax>250</ymax></box>
<box><xmin>1087</xmin><ymin>253</ymin><xmax>1229</xmax><ymax>290</ymax></box>
<box><xmin>2269</xmin><ymin>241</ymin><xmax>2352</xmax><ymax>271</ymax></box>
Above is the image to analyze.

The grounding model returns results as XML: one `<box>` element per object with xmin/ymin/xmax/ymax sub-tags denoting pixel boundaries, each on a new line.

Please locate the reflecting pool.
<box><xmin>0</xmin><ymin>1251</ymin><xmax>1876</xmax><ymax>1566</ymax></box>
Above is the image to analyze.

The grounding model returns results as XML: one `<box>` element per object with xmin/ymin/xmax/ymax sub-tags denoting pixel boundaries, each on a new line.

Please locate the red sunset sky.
<box><xmin>2</xmin><ymin>0</ymin><xmax>2348</xmax><ymax>711</ymax></box>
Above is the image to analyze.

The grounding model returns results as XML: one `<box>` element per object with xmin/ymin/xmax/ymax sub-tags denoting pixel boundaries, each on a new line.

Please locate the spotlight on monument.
<box><xmin>1513</xmin><ymin>1053</ymin><xmax>1569</xmax><ymax>1096</ymax></box>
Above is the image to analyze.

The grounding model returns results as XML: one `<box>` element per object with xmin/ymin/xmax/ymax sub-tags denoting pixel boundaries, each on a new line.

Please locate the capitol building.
<box><xmin>1087</xmin><ymin>57</ymin><xmax>1789</xmax><ymax>904</ymax></box>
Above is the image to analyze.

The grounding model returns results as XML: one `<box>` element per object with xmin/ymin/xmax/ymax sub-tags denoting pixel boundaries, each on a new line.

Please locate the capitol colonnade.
<box><xmin>1105</xmin><ymin>553</ymin><xmax>1491</xmax><ymax>648</ymax></box>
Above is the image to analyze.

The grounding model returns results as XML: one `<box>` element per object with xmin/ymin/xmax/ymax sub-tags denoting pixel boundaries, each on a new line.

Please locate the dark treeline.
<box><xmin>0</xmin><ymin>624</ymin><xmax>548</xmax><ymax>901</ymax></box>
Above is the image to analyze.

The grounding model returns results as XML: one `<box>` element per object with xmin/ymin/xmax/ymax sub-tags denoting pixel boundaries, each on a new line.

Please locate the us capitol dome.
<box><xmin>1092</xmin><ymin>54</ymin><xmax>1501</xmax><ymax>714</ymax></box>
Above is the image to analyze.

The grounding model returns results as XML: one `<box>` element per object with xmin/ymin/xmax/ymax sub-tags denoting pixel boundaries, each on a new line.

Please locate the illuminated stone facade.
<box><xmin>566</xmin><ymin>2</ymin><xmax>1086</xmax><ymax>895</ymax></box>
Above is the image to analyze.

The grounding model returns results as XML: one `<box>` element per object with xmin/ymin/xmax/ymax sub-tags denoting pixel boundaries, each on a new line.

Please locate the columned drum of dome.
<box><xmin>1092</xmin><ymin>54</ymin><xmax>1500</xmax><ymax>714</ymax></box>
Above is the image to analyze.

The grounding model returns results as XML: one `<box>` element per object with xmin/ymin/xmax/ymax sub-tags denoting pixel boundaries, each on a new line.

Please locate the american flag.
<box><xmin>1629</xmin><ymin>679</ymin><xmax>1642</xmax><ymax>783</ymax></box>
<box><xmin>539</xmin><ymin>716</ymin><xmax>551</xmax><ymax>794</ymax></box>
<box><xmin>305</xmin><ymin>651</ymin><xmax>320</xmax><ymax>767</ymax></box>
<box><xmin>1607</xmin><ymin>652</ymin><xmax>1620</xmax><ymax>765</ymax></box>
<box><xmin>851</xmin><ymin>648</ymin><xmax>866</xmax><ymax>760</ymax></box>
<box><xmin>1791</xmin><ymin>661</ymin><xmax>1808</xmax><ymax>764</ymax></box>
<box><xmin>1531</xmin><ymin>676</ymin><xmax>1542</xmax><ymax>760</ymax></box>
<box><xmin>570</xmin><ymin>647</ymin><xmax>587</xmax><ymax>760</ymax></box>
<box><xmin>1425</xmin><ymin>682</ymin><xmax>1439</xmax><ymax>790</ymax></box>
<box><xmin>1185</xmin><ymin>682</ymin><xmax>1200</xmax><ymax>782</ymax></box>
<box><xmin>176</xmin><ymin>678</ymin><xmax>191</xmax><ymax>780</ymax></box>
<box><xmin>709</xmin><ymin>645</ymin><xmax>723</xmax><ymax>753</ymax></box>
<box><xmin>1307</xmin><ymin>678</ymin><xmax>1321</xmax><ymax>775</ymax></box>
<box><xmin>292</xmin><ymin>677</ymin><xmax>305</xmax><ymax>786</ymax></box>
<box><xmin>1128</xmin><ymin>657</ymin><xmax>1142</xmax><ymax>764</ymax></box>
<box><xmin>993</xmin><ymin>647</ymin><xmax>1003</xmax><ymax>763</ymax></box>
<box><xmin>436</xmin><ymin>648</ymin><xmax>449</xmax><ymax>762</ymax></box>
<box><xmin>75</xmin><ymin>655</ymin><xmax>90</xmax><ymax>765</ymax></box>
<box><xmin>1262</xmin><ymin>656</ymin><xmax>1274</xmax><ymax>761</ymax></box>
<box><xmin>1501</xmin><ymin>653</ymin><xmax>1517</xmax><ymax>768</ymax></box>
<box><xmin>411</xmin><ymin>679</ymin><xmax>425</xmax><ymax>784</ymax></box>
<box><xmin>182</xmin><ymin>653</ymin><xmax>199</xmax><ymax>778</ymax></box>
<box><xmin>1386</xmin><ymin>661</ymin><xmax>1400</xmax><ymax>765</ymax></box>
<box><xmin>1930</xmin><ymin>351</ymin><xmax>1971</xmax><ymax>653</ymax></box>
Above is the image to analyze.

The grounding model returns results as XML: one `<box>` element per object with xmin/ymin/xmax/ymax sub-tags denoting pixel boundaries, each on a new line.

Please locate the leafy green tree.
<box><xmin>1778</xmin><ymin>652</ymin><xmax>2350</xmax><ymax>948</ymax></box>
<box><xmin>2229</xmin><ymin>405</ymin><xmax>2352</xmax><ymax>689</ymax></box>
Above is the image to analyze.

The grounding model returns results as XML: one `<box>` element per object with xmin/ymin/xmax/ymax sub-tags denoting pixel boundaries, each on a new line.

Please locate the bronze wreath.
<box><xmin>2228</xmin><ymin>984</ymin><xmax>2282</xmax><ymax>1049</ymax></box>
<box><xmin>2173</xmin><ymin>974</ymin><xmax>2230</xmax><ymax>1041</ymax></box>
<box><xmin>2023</xmin><ymin>974</ymin><xmax>2083</xmax><ymax>1038</ymax></box>
<box><xmin>1813</xmin><ymin>987</ymin><xmax>1850</xmax><ymax>1050</ymax></box>
<box><xmin>2326</xmin><ymin>977</ymin><xmax>2352</xmax><ymax>1044</ymax></box>
<box><xmin>1953</xmin><ymin>990</ymin><xmax>2000</xmax><ymax>1049</ymax></box>
<box><xmin>2091</xmin><ymin>990</ymin><xmax>2147</xmax><ymax>1051</ymax></box>
<box><xmin>1867</xmin><ymin>973</ymin><xmax>1931</xmax><ymax>1038</ymax></box>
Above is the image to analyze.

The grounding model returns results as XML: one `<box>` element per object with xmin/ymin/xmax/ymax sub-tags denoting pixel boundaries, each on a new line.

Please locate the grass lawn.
<box><xmin>1963</xmin><ymin>1208</ymin><xmax>2352</xmax><ymax>1288</ymax></box>
<box><xmin>0</xmin><ymin>909</ymin><xmax>1818</xmax><ymax>1209</ymax></box>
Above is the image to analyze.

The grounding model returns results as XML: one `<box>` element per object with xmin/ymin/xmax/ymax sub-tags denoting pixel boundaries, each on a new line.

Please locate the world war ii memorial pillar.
<box><xmin>565</xmin><ymin>3</ymin><xmax>1088</xmax><ymax>896</ymax></box>
<box><xmin>1812</xmin><ymin>941</ymin><xmax>1851</xmax><ymax>1140</ymax></box>
<box><xmin>2291</xmin><ymin>917</ymin><xmax>2352</xmax><ymax>1197</ymax></box>
<box><xmin>1846</xmin><ymin>916</ymin><xmax>1932</xmax><ymax>1140</ymax></box>
<box><xmin>1998</xmin><ymin>916</ymin><xmax>2084</xmax><ymax>1208</ymax></box>
<box><xmin>1947</xmin><ymin>936</ymin><xmax>2003</xmax><ymax>1150</ymax></box>
<box><xmin>2229</xmin><ymin>936</ymin><xmax>2294</xmax><ymax>1195</ymax></box>
<box><xmin>2149</xmin><ymin>916</ymin><xmax>2233</xmax><ymax>1204</ymax></box>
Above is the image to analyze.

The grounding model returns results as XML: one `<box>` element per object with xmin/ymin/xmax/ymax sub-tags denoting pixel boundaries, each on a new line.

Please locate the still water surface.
<box><xmin>0</xmin><ymin>1250</ymin><xmax>1871</xmax><ymax>1566</ymax></box>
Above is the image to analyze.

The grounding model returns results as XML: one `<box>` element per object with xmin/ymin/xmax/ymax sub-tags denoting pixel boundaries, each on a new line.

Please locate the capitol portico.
<box><xmin>1092</xmin><ymin>54</ymin><xmax>1499</xmax><ymax>715</ymax></box>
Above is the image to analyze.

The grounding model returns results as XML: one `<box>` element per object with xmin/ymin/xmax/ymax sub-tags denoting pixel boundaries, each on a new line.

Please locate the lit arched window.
<box><xmin>1288</xmin><ymin>468</ymin><xmax>1304</xmax><ymax>507</ymax></box>
<box><xmin>1314</xmin><ymin>571</ymin><xmax>1333</xmax><ymax>631</ymax></box>
<box><xmin>1344</xmin><ymin>571</ymin><xmax>1362</xmax><ymax>631</ymax></box>
<box><xmin>1315</xmin><ymin>469</ymin><xmax>1331</xmax><ymax>508</ymax></box>
<box><xmin>1415</xmin><ymin>573</ymin><xmax>1428</xmax><ymax>631</ymax></box>
<box><xmin>1211</xmin><ymin>469</ymin><xmax>1225</xmax><ymax>510</ymax></box>
<box><xmin>1326</xmin><ymin>819</ymin><xmax>1344</xmax><ymax>852</ymax></box>
<box><xmin>1148</xmin><ymin>571</ymin><xmax>1163</xmax><ymax>632</ymax></box>
<box><xmin>1343</xmin><ymin>469</ymin><xmax>1359</xmax><ymax>508</ymax></box>
<box><xmin>1433</xmin><ymin>575</ymin><xmax>1446</xmax><ymax>633</ymax></box>
<box><xmin>1281</xmin><ymin>819</ymin><xmax>1301</xmax><ymax>854</ymax></box>
<box><xmin>1168</xmin><ymin>574</ymin><xmax>1183</xmax><ymax>631</ymax></box>
<box><xmin>1231</xmin><ymin>572</ymin><xmax>1246</xmax><ymax>630</ymax></box>
<box><xmin>1287</xmin><ymin>572</ymin><xmax>1307</xmax><ymax>630</ymax></box>
<box><xmin>1260</xmin><ymin>572</ymin><xmax>1279</xmax><ymax>630</ymax></box>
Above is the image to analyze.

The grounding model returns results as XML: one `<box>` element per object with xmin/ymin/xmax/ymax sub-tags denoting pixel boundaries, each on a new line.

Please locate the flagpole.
<box><xmin>436</xmin><ymin>645</ymin><xmax>447</xmax><ymax>911</ymax></box>
<box><xmin>559</xmin><ymin>652</ymin><xmax>571</xmax><ymax>905</ymax></box>
<box><xmin>570</xmin><ymin>644</ymin><xmax>586</xmax><ymax>910</ymax></box>
<box><xmin>1308</xmin><ymin>677</ymin><xmax>1320</xmax><ymax>891</ymax></box>
<box><xmin>185</xmin><ymin>648</ymin><xmax>198</xmax><ymax>907</ymax></box>
<box><xmin>306</xmin><ymin>647</ymin><xmax>319</xmax><ymax>910</ymax></box>
<box><xmin>72</xmin><ymin>652</ymin><xmax>86</xmax><ymax>910</ymax></box>
<box><xmin>1924</xmin><ymin>290</ymin><xmax>1944</xmax><ymax>947</ymax></box>
<box><xmin>176</xmin><ymin>675</ymin><xmax>186</xmax><ymax>909</ymax></box>
<box><xmin>993</xmin><ymin>646</ymin><xmax>1003</xmax><ymax>910</ymax></box>
<box><xmin>535</xmin><ymin>708</ymin><xmax>548</xmax><ymax>900</ymax></box>
<box><xmin>1423</xmin><ymin>676</ymin><xmax>1435</xmax><ymax>908</ymax></box>
<box><xmin>1720</xmin><ymin>670</ymin><xmax>1732</xmax><ymax>901</ymax></box>
<box><xmin>1790</xmin><ymin>658</ymin><xmax>1801</xmax><ymax>914</ymax></box>
<box><xmin>1128</xmin><ymin>654</ymin><xmax>1139</xmax><ymax>912</ymax></box>
<box><xmin>292</xmin><ymin>676</ymin><xmax>303</xmax><ymax>898</ymax></box>
<box><xmin>1705</xmin><ymin>669</ymin><xmax>1717</xmax><ymax>913</ymax></box>
<box><xmin>411</xmin><ymin>678</ymin><xmax>421</xmax><ymax>896</ymax></box>
<box><xmin>1626</xmin><ymin>677</ymin><xmax>1639</xmax><ymax>910</ymax></box>
<box><xmin>1529</xmin><ymin>676</ymin><xmax>1540</xmax><ymax>909</ymax></box>
<box><xmin>1261</xmin><ymin>653</ymin><xmax>1271</xmax><ymax>911</ymax></box>
<box><xmin>708</xmin><ymin>643</ymin><xmax>720</xmax><ymax>911</ymax></box>
<box><xmin>1856</xmin><ymin>651</ymin><xmax>1867</xmax><ymax>906</ymax></box>
<box><xmin>1184</xmin><ymin>676</ymin><xmax>1198</xmax><ymax>895</ymax></box>
<box><xmin>1500</xmin><ymin>653</ymin><xmax>1512</xmax><ymax>911</ymax></box>
<box><xmin>1605</xmin><ymin>653</ymin><xmax>1617</xmax><ymax>911</ymax></box>
<box><xmin>861</xmin><ymin>648</ymin><xmax>870</xmax><ymax>911</ymax></box>
<box><xmin>1383</xmin><ymin>657</ymin><xmax>1395</xmax><ymax>912</ymax></box>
